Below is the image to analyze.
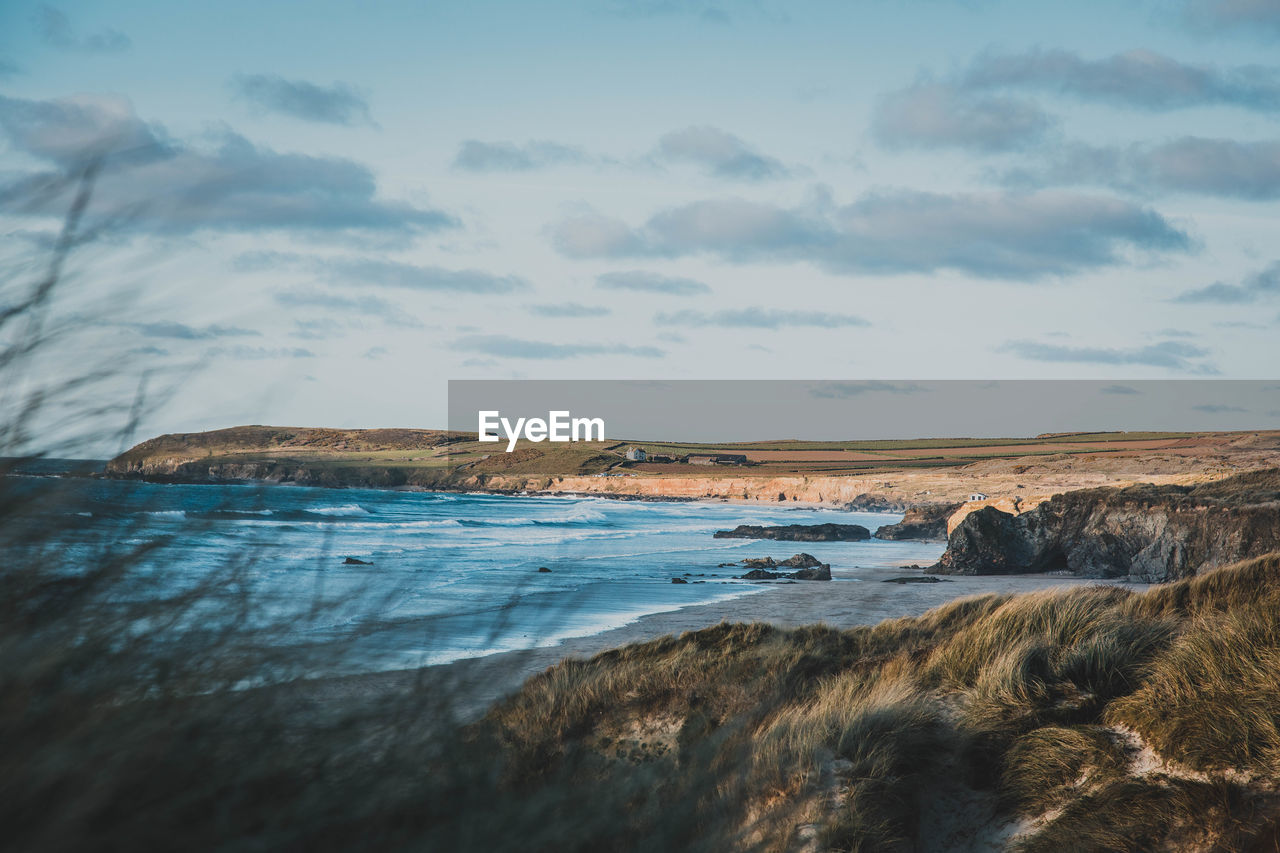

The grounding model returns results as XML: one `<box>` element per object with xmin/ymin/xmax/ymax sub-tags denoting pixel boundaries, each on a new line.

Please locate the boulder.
<box><xmin>739</xmin><ymin>568</ymin><xmax>781</xmax><ymax>580</ymax></box>
<box><xmin>343</xmin><ymin>557</ymin><xmax>372</xmax><ymax>565</ymax></box>
<box><xmin>790</xmin><ymin>564</ymin><xmax>832</xmax><ymax>581</ymax></box>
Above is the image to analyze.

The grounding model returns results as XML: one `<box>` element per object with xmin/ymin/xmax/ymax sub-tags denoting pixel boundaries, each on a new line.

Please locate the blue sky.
<box><xmin>2</xmin><ymin>0</ymin><xmax>1280</xmax><ymax>443</ymax></box>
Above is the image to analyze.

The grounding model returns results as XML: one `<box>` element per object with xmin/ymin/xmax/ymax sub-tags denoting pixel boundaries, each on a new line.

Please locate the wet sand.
<box><xmin>308</xmin><ymin>567</ymin><xmax>1118</xmax><ymax>721</ymax></box>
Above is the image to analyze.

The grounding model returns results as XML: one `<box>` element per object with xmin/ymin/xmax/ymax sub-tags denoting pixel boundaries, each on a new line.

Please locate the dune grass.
<box><xmin>479</xmin><ymin>553</ymin><xmax>1280</xmax><ymax>851</ymax></box>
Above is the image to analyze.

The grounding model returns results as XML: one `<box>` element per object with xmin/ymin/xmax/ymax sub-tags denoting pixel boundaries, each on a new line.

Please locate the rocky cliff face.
<box><xmin>932</xmin><ymin>469</ymin><xmax>1280</xmax><ymax>581</ymax></box>
<box><xmin>105</xmin><ymin>457</ymin><xmax>453</xmax><ymax>489</ymax></box>
<box><xmin>874</xmin><ymin>502</ymin><xmax>962</xmax><ymax>541</ymax></box>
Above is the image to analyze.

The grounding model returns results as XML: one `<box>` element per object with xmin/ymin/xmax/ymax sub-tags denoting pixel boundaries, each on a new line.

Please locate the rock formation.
<box><xmin>931</xmin><ymin>469</ymin><xmax>1280</xmax><ymax>581</ymax></box>
<box><xmin>713</xmin><ymin>523</ymin><xmax>870</xmax><ymax>542</ymax></box>
<box><xmin>736</xmin><ymin>553</ymin><xmax>832</xmax><ymax>581</ymax></box>
<box><xmin>873</xmin><ymin>502</ymin><xmax>963</xmax><ymax>541</ymax></box>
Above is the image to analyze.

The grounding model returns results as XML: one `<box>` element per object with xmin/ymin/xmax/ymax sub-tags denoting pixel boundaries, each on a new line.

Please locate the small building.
<box><xmin>624</xmin><ymin>447</ymin><xmax>647</xmax><ymax>462</ymax></box>
<box><xmin>968</xmin><ymin>492</ymin><xmax>988</xmax><ymax>502</ymax></box>
<box><xmin>686</xmin><ymin>453</ymin><xmax>749</xmax><ymax>466</ymax></box>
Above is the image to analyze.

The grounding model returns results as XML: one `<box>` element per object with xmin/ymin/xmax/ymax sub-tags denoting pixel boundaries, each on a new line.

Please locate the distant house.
<box><xmin>686</xmin><ymin>453</ymin><xmax>749</xmax><ymax>466</ymax></box>
<box><xmin>968</xmin><ymin>492</ymin><xmax>988</xmax><ymax>502</ymax></box>
<box><xmin>625</xmin><ymin>447</ymin><xmax>647</xmax><ymax>462</ymax></box>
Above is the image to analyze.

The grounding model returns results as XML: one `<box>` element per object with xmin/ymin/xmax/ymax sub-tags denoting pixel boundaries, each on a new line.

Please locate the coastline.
<box><xmin>306</xmin><ymin>566</ymin><xmax>1106</xmax><ymax>721</ymax></box>
<box><xmin>84</xmin><ymin>468</ymin><xmax>868</xmax><ymax>509</ymax></box>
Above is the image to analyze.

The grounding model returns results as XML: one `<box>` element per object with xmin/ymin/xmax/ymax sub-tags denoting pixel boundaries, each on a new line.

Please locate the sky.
<box><xmin>2</xmin><ymin>0</ymin><xmax>1280</xmax><ymax>448</ymax></box>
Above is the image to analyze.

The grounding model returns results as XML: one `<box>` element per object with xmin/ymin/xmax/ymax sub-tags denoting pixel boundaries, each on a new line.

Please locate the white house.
<box><xmin>625</xmin><ymin>447</ymin><xmax>647</xmax><ymax>462</ymax></box>
<box><xmin>968</xmin><ymin>492</ymin><xmax>988</xmax><ymax>502</ymax></box>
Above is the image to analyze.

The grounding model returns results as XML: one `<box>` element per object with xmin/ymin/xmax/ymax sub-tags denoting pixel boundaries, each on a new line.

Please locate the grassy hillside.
<box><xmin>106</xmin><ymin>425</ymin><xmax>1273</xmax><ymax>485</ymax></box>
<box><xmin>478</xmin><ymin>553</ymin><xmax>1280</xmax><ymax>851</ymax></box>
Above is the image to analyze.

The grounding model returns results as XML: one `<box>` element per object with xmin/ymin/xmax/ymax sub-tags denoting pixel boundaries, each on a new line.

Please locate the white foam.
<box><xmin>308</xmin><ymin>503</ymin><xmax>370</xmax><ymax>517</ymax></box>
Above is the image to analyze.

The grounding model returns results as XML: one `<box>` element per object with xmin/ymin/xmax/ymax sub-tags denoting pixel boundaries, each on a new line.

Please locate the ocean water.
<box><xmin>21</xmin><ymin>477</ymin><xmax>946</xmax><ymax>673</ymax></box>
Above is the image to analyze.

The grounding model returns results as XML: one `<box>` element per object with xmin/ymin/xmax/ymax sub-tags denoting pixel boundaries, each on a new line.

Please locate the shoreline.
<box><xmin>306</xmin><ymin>566</ymin><xmax>1109</xmax><ymax>721</ymax></box>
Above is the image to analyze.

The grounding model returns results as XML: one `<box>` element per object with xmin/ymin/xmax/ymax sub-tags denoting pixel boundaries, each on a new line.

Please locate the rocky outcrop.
<box><xmin>736</xmin><ymin>553</ymin><xmax>832</xmax><ymax>581</ymax></box>
<box><xmin>931</xmin><ymin>469</ymin><xmax>1280</xmax><ymax>581</ymax></box>
<box><xmin>945</xmin><ymin>495</ymin><xmax>1050</xmax><ymax>535</ymax></box>
<box><xmin>874</xmin><ymin>502</ymin><xmax>963</xmax><ymax>541</ymax></box>
<box><xmin>777</xmin><ymin>553</ymin><xmax>823</xmax><ymax>568</ymax></box>
<box><xmin>713</xmin><ymin>523</ymin><xmax>870</xmax><ymax>541</ymax></box>
<box><xmin>789</xmin><ymin>564</ymin><xmax>833</xmax><ymax>581</ymax></box>
<box><xmin>843</xmin><ymin>494</ymin><xmax>909</xmax><ymax>513</ymax></box>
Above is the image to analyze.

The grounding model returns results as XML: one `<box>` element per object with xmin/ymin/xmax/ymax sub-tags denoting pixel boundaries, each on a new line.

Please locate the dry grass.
<box><xmin>476</xmin><ymin>553</ymin><xmax>1280</xmax><ymax>851</ymax></box>
<box><xmin>1108</xmin><ymin>555</ymin><xmax>1280</xmax><ymax>775</ymax></box>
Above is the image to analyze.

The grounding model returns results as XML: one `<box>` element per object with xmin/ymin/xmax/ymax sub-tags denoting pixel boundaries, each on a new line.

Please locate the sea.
<box><xmin>10</xmin><ymin>470</ymin><xmax>947</xmax><ymax>675</ymax></box>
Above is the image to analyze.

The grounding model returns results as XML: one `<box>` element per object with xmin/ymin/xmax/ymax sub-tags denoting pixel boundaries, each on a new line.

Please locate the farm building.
<box><xmin>685</xmin><ymin>453</ymin><xmax>749</xmax><ymax>466</ymax></box>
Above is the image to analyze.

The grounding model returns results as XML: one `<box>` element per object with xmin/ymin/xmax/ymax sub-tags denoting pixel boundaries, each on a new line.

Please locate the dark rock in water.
<box><xmin>343</xmin><ymin>557</ymin><xmax>372</xmax><ymax>565</ymax></box>
<box><xmin>537</xmin><ymin>566</ymin><xmax>552</xmax><ymax>573</ymax></box>
<box><xmin>874</xmin><ymin>502</ymin><xmax>963</xmax><ymax>541</ymax></box>
<box><xmin>671</xmin><ymin>577</ymin><xmax>688</xmax><ymax>584</ymax></box>
<box><xmin>741</xmin><ymin>556</ymin><xmax>778</xmax><ymax>569</ymax></box>
<box><xmin>714</xmin><ymin>523</ymin><xmax>870</xmax><ymax>542</ymax></box>
<box><xmin>882</xmin><ymin>576</ymin><xmax>949</xmax><ymax>584</ymax></box>
<box><xmin>777</xmin><ymin>552</ymin><xmax>823</xmax><ymax>568</ymax></box>
<box><xmin>717</xmin><ymin>562</ymin><xmax>737</xmax><ymax>568</ymax></box>
<box><xmin>737</xmin><ymin>554</ymin><xmax>831</xmax><ymax>581</ymax></box>
<box><xmin>790</xmin><ymin>564</ymin><xmax>832</xmax><ymax>581</ymax></box>
<box><xmin>931</xmin><ymin>468</ymin><xmax>1280</xmax><ymax>581</ymax></box>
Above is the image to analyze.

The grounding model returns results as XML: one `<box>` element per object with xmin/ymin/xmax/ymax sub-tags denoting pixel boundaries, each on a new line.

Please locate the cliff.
<box><xmin>932</xmin><ymin>468</ymin><xmax>1280</xmax><ymax>581</ymax></box>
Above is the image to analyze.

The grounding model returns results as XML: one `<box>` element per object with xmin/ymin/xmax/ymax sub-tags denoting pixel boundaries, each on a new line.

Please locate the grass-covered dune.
<box><xmin>479</xmin><ymin>553</ymin><xmax>1280</xmax><ymax>852</ymax></box>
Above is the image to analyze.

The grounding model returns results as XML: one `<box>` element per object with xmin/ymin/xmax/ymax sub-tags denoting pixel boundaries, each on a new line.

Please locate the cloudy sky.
<box><xmin>2</xmin><ymin>0</ymin><xmax>1279</xmax><ymax>444</ymax></box>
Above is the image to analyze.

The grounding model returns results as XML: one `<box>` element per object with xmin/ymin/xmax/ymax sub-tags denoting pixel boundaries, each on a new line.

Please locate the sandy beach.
<box><xmin>313</xmin><ymin>567</ymin><xmax>1110</xmax><ymax>721</ymax></box>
